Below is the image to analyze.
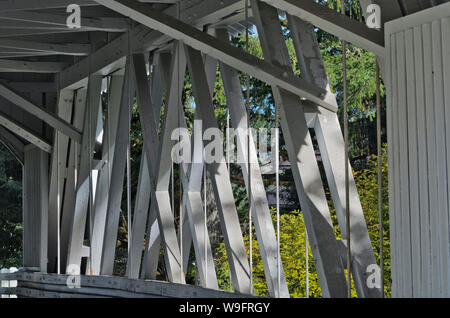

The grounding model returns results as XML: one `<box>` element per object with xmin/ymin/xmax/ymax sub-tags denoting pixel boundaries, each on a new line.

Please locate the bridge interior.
<box><xmin>0</xmin><ymin>0</ymin><xmax>448</xmax><ymax>298</ymax></box>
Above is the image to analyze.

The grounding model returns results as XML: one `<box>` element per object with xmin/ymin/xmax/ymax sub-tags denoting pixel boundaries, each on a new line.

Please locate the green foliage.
<box><xmin>354</xmin><ymin>143</ymin><xmax>391</xmax><ymax>297</ymax></box>
<box><xmin>0</xmin><ymin>143</ymin><xmax>22</xmax><ymax>268</ymax></box>
<box><xmin>215</xmin><ymin>208</ymin><xmax>321</xmax><ymax>298</ymax></box>
<box><xmin>214</xmin><ymin>144</ymin><xmax>390</xmax><ymax>298</ymax></box>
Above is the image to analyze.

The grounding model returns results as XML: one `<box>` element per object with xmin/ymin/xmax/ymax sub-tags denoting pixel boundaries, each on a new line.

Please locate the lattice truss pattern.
<box><xmin>1</xmin><ymin>0</ymin><xmax>427</xmax><ymax>298</ymax></box>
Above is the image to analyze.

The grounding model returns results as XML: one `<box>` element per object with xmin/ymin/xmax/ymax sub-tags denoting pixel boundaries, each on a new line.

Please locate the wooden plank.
<box><xmin>422</xmin><ymin>22</ymin><xmax>440</xmax><ymax>297</ymax></box>
<box><xmin>396</xmin><ymin>31</ymin><xmax>412</xmax><ymax>297</ymax></box>
<box><xmin>100</xmin><ymin>65</ymin><xmax>134</xmax><ymax>275</ymax></box>
<box><xmin>139</xmin><ymin>53</ymin><xmax>167</xmax><ymax>281</ymax></box>
<box><xmin>65</xmin><ymin>75</ymin><xmax>103</xmax><ymax>274</ymax></box>
<box><xmin>23</xmin><ymin>147</ymin><xmax>49</xmax><ymax>272</ymax></box>
<box><xmin>0</xmin><ymin>11</ymin><xmax>129</xmax><ymax>32</ymax></box>
<box><xmin>143</xmin><ymin>44</ymin><xmax>186</xmax><ymax>284</ymax></box>
<box><xmin>48</xmin><ymin>90</ymin><xmax>75</xmax><ymax>273</ymax></box>
<box><xmin>14</xmin><ymin>272</ymin><xmax>251</xmax><ymax>298</ymax></box>
<box><xmin>413</xmin><ymin>25</ymin><xmax>431</xmax><ymax>298</ymax></box>
<box><xmin>0</xmin><ymin>109</ymin><xmax>51</xmax><ymax>153</ymax></box>
<box><xmin>432</xmin><ymin>19</ymin><xmax>450</xmax><ymax>297</ymax></box>
<box><xmin>0</xmin><ymin>59</ymin><xmax>67</xmax><ymax>73</ymax></box>
<box><xmin>0</xmin><ymin>39</ymin><xmax>91</xmax><ymax>56</ymax></box>
<box><xmin>0</xmin><ymin>82</ymin><xmax>81</xmax><ymax>142</ymax></box>
<box><xmin>442</xmin><ymin>16</ymin><xmax>450</xmax><ymax>298</ymax></box>
<box><xmin>0</xmin><ymin>0</ymin><xmax>97</xmax><ymax>11</ymax></box>
<box><xmin>384</xmin><ymin>31</ymin><xmax>397</xmax><ymax>297</ymax></box>
<box><xmin>404</xmin><ymin>28</ymin><xmax>421</xmax><ymax>297</ymax></box>
<box><xmin>60</xmin><ymin>89</ymin><xmax>88</xmax><ymax>273</ymax></box>
<box><xmin>90</xmin><ymin>74</ymin><xmax>125</xmax><ymax>275</ymax></box>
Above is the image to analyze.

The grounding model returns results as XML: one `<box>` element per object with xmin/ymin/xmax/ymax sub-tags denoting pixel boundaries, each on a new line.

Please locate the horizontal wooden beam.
<box><xmin>0</xmin><ymin>82</ymin><xmax>82</xmax><ymax>142</ymax></box>
<box><xmin>0</xmin><ymin>125</ymin><xmax>25</xmax><ymax>163</ymax></box>
<box><xmin>0</xmin><ymin>59</ymin><xmax>68</xmax><ymax>73</ymax></box>
<box><xmin>0</xmin><ymin>109</ymin><xmax>51</xmax><ymax>153</ymax></box>
<box><xmin>0</xmin><ymin>11</ymin><xmax>130</xmax><ymax>32</ymax></box>
<box><xmin>4</xmin><ymin>272</ymin><xmax>253</xmax><ymax>298</ymax></box>
<box><xmin>0</xmin><ymin>39</ymin><xmax>90</xmax><ymax>56</ymax></box>
<box><xmin>0</xmin><ymin>81</ymin><xmax>57</xmax><ymax>93</ymax></box>
<box><xmin>0</xmin><ymin>0</ymin><xmax>97</xmax><ymax>11</ymax></box>
<box><xmin>94</xmin><ymin>0</ymin><xmax>337</xmax><ymax>112</ymax></box>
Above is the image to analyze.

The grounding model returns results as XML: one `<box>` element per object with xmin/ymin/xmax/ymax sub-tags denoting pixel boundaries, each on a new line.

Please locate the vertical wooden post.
<box><xmin>23</xmin><ymin>145</ymin><xmax>49</xmax><ymax>272</ymax></box>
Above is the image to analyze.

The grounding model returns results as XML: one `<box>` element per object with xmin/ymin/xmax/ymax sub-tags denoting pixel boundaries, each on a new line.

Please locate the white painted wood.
<box><xmin>23</xmin><ymin>146</ymin><xmax>49</xmax><ymax>272</ymax></box>
<box><xmin>0</xmin><ymin>109</ymin><xmax>51</xmax><ymax>152</ymax></box>
<box><xmin>0</xmin><ymin>59</ymin><xmax>67</xmax><ymax>73</ymax></box>
<box><xmin>431</xmin><ymin>19</ymin><xmax>450</xmax><ymax>298</ymax></box>
<box><xmin>0</xmin><ymin>39</ymin><xmax>91</xmax><ymax>56</ymax></box>
<box><xmin>66</xmin><ymin>75</ymin><xmax>103</xmax><ymax>274</ymax></box>
<box><xmin>185</xmin><ymin>45</ymin><xmax>251</xmax><ymax>294</ymax></box>
<box><xmin>214</xmin><ymin>28</ymin><xmax>289</xmax><ymax>297</ymax></box>
<box><xmin>412</xmin><ymin>25</ymin><xmax>430</xmax><ymax>298</ymax></box>
<box><xmin>60</xmin><ymin>89</ymin><xmax>88</xmax><ymax>273</ymax></box>
<box><xmin>100</xmin><ymin>64</ymin><xmax>135</xmax><ymax>276</ymax></box>
<box><xmin>93</xmin><ymin>0</ymin><xmax>337</xmax><ymax>113</ymax></box>
<box><xmin>12</xmin><ymin>272</ymin><xmax>251</xmax><ymax>298</ymax></box>
<box><xmin>385</xmin><ymin>5</ymin><xmax>450</xmax><ymax>297</ymax></box>
<box><xmin>251</xmin><ymin>0</ymin><xmax>347</xmax><ymax>297</ymax></box>
<box><xmin>288</xmin><ymin>15</ymin><xmax>381</xmax><ymax>298</ymax></box>
<box><xmin>259</xmin><ymin>0</ymin><xmax>385</xmax><ymax>56</ymax></box>
<box><xmin>0</xmin><ymin>0</ymin><xmax>96</xmax><ymax>11</ymax></box>
<box><xmin>48</xmin><ymin>90</ymin><xmax>75</xmax><ymax>273</ymax></box>
<box><xmin>442</xmin><ymin>16</ymin><xmax>450</xmax><ymax>298</ymax></box>
<box><xmin>90</xmin><ymin>74</ymin><xmax>125</xmax><ymax>275</ymax></box>
<box><xmin>404</xmin><ymin>29</ymin><xmax>421</xmax><ymax>297</ymax></box>
<box><xmin>422</xmin><ymin>23</ymin><xmax>440</xmax><ymax>298</ymax></box>
<box><xmin>396</xmin><ymin>31</ymin><xmax>413</xmax><ymax>297</ymax></box>
<box><xmin>0</xmin><ymin>82</ymin><xmax>81</xmax><ymax>142</ymax></box>
<box><xmin>0</xmin><ymin>11</ymin><xmax>129</xmax><ymax>32</ymax></box>
<box><xmin>143</xmin><ymin>43</ymin><xmax>186</xmax><ymax>284</ymax></box>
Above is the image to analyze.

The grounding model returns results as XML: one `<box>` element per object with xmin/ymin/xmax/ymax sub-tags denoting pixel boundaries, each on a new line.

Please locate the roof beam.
<box><xmin>0</xmin><ymin>11</ymin><xmax>130</xmax><ymax>32</ymax></box>
<box><xmin>93</xmin><ymin>0</ymin><xmax>337</xmax><ymax>112</ymax></box>
<box><xmin>0</xmin><ymin>109</ymin><xmax>51</xmax><ymax>153</ymax></box>
<box><xmin>0</xmin><ymin>39</ymin><xmax>90</xmax><ymax>56</ymax></box>
<box><xmin>0</xmin><ymin>51</ymin><xmax>54</xmax><ymax>59</ymax></box>
<box><xmin>0</xmin><ymin>82</ymin><xmax>82</xmax><ymax>142</ymax></box>
<box><xmin>59</xmin><ymin>0</ymin><xmax>244</xmax><ymax>89</ymax></box>
<box><xmin>0</xmin><ymin>0</ymin><xmax>97</xmax><ymax>12</ymax></box>
<box><xmin>0</xmin><ymin>29</ymin><xmax>84</xmax><ymax>38</ymax></box>
<box><xmin>260</xmin><ymin>0</ymin><xmax>385</xmax><ymax>56</ymax></box>
<box><xmin>0</xmin><ymin>59</ymin><xmax>68</xmax><ymax>73</ymax></box>
<box><xmin>0</xmin><ymin>81</ymin><xmax>57</xmax><ymax>93</ymax></box>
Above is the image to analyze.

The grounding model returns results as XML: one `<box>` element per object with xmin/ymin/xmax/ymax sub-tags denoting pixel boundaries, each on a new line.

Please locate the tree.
<box><xmin>0</xmin><ymin>143</ymin><xmax>22</xmax><ymax>268</ymax></box>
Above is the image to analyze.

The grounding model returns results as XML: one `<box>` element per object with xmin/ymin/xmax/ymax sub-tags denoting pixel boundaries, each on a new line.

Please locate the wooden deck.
<box><xmin>0</xmin><ymin>271</ymin><xmax>252</xmax><ymax>298</ymax></box>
